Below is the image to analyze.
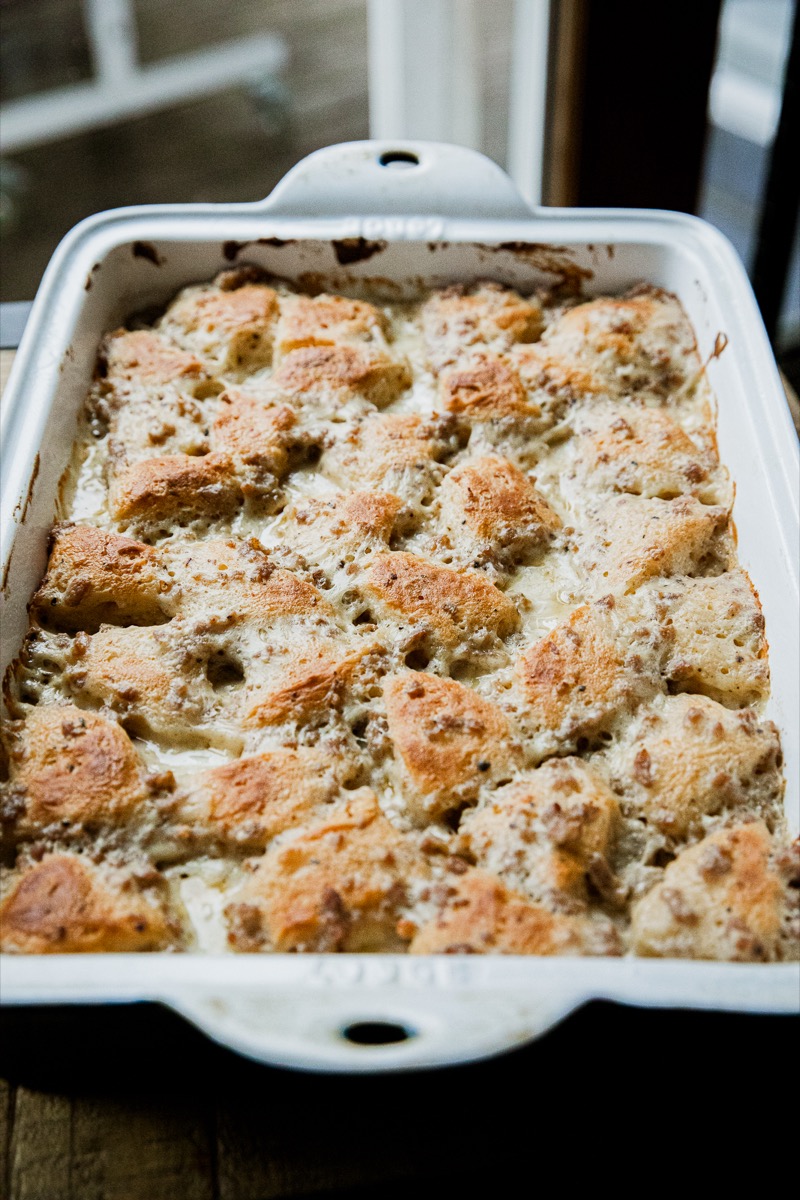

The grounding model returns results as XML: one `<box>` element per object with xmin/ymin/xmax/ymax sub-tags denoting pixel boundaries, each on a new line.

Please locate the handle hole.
<box><xmin>377</xmin><ymin>150</ymin><xmax>420</xmax><ymax>170</ymax></box>
<box><xmin>341</xmin><ymin>1021</ymin><xmax>415</xmax><ymax>1046</ymax></box>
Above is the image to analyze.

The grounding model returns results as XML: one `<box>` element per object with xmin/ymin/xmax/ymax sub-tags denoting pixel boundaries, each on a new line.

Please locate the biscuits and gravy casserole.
<box><xmin>1</xmin><ymin>267</ymin><xmax>797</xmax><ymax>960</ymax></box>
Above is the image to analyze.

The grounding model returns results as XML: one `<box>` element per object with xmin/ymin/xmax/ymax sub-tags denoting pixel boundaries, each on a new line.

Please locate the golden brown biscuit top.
<box><xmin>569</xmin><ymin>402</ymin><xmax>723</xmax><ymax>502</ymax></box>
<box><xmin>275</xmin><ymin>293</ymin><xmax>389</xmax><ymax>356</ymax></box>
<box><xmin>366</xmin><ymin>552</ymin><xmax>520</xmax><ymax>647</ymax></box>
<box><xmin>168</xmin><ymin>537</ymin><xmax>333</xmax><ymax>625</ymax></box>
<box><xmin>440</xmin><ymin>355</ymin><xmax>533</xmax><ymax>419</ymax></box>
<box><xmin>422</xmin><ymin>282</ymin><xmax>544</xmax><ymax>369</ymax></box>
<box><xmin>383</xmin><ymin>672</ymin><xmax>519</xmax><ymax>821</ymax></box>
<box><xmin>533</xmin><ymin>288</ymin><xmax>697</xmax><ymax>402</ymax></box>
<box><xmin>604</xmin><ymin>694</ymin><xmax>783</xmax><ymax>839</ymax></box>
<box><xmin>102</xmin><ymin>329</ymin><xmax>206</xmax><ymax>391</ymax></box>
<box><xmin>226</xmin><ymin>789</ymin><xmax>428</xmax><ymax>952</ymax></box>
<box><xmin>2</xmin><ymin>705</ymin><xmax>149</xmax><ymax>837</ymax></box>
<box><xmin>1</xmin><ymin>277</ymin><xmax>788</xmax><ymax>961</ymax></box>
<box><xmin>110</xmin><ymin>452</ymin><xmax>241</xmax><ymax>524</ymax></box>
<box><xmin>409</xmin><ymin>868</ymin><xmax>617</xmax><ymax>956</ymax></box>
<box><xmin>0</xmin><ymin>853</ymin><xmax>172</xmax><ymax>953</ymax></box>
<box><xmin>159</xmin><ymin>282</ymin><xmax>278</xmax><ymax>373</ymax></box>
<box><xmin>271</xmin><ymin>344</ymin><xmax>410</xmax><ymax>407</ymax></box>
<box><xmin>210</xmin><ymin>392</ymin><xmax>297</xmax><ymax>470</ymax></box>
<box><xmin>183</xmin><ymin>747</ymin><xmax>346</xmax><ymax>850</ymax></box>
<box><xmin>517</xmin><ymin>604</ymin><xmax>631</xmax><ymax>737</ymax></box>
<box><xmin>33</xmin><ymin>524</ymin><xmax>168</xmax><ymax>630</ymax></box>
<box><xmin>437</xmin><ymin>456</ymin><xmax>561</xmax><ymax>571</ymax></box>
<box><xmin>630</xmin><ymin>822</ymin><xmax>793</xmax><ymax>961</ymax></box>
<box><xmin>167</xmin><ymin>283</ymin><xmax>278</xmax><ymax>336</ymax></box>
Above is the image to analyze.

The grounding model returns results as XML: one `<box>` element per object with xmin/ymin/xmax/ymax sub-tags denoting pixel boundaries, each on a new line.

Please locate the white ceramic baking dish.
<box><xmin>1</xmin><ymin>141</ymin><xmax>798</xmax><ymax>1072</ymax></box>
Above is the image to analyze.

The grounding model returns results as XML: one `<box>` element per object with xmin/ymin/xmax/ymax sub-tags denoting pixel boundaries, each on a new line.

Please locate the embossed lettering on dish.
<box><xmin>361</xmin><ymin>217</ymin><xmax>445</xmax><ymax>241</ymax></box>
<box><xmin>307</xmin><ymin>959</ymin><xmax>474</xmax><ymax>987</ymax></box>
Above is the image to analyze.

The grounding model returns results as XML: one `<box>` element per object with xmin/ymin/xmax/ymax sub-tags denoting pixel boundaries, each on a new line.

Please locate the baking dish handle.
<box><xmin>259</xmin><ymin>140</ymin><xmax>535</xmax><ymax>221</ymax></box>
<box><xmin>166</xmin><ymin>981</ymin><xmax>579</xmax><ymax>1073</ymax></box>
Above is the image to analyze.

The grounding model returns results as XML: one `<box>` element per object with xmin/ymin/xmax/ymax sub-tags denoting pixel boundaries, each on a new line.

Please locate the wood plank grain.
<box><xmin>9</xmin><ymin>1087</ymin><xmax>72</xmax><ymax>1200</ymax></box>
<box><xmin>0</xmin><ymin>1006</ymin><xmax>224</xmax><ymax>1200</ymax></box>
<box><xmin>0</xmin><ymin>1080</ymin><xmax>14</xmax><ymax>1200</ymax></box>
<box><xmin>5</xmin><ymin>1084</ymin><xmax>216</xmax><ymax>1200</ymax></box>
<box><xmin>68</xmin><ymin>1092</ymin><xmax>215</xmax><ymax>1200</ymax></box>
<box><xmin>215</xmin><ymin>1073</ymin><xmax>442</xmax><ymax>1200</ymax></box>
<box><xmin>216</xmin><ymin>1092</ymin><xmax>378</xmax><ymax>1199</ymax></box>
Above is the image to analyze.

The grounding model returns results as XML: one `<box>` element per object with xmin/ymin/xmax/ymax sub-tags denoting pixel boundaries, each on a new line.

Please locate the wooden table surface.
<box><xmin>1</xmin><ymin>342</ymin><xmax>798</xmax><ymax>1199</ymax></box>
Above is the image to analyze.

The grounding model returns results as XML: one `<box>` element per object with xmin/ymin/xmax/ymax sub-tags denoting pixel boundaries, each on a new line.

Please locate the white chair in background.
<box><xmin>0</xmin><ymin>0</ymin><xmax>287</xmax><ymax>154</ymax></box>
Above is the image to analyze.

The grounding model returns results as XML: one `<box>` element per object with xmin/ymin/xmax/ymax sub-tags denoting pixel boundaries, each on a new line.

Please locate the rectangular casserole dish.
<box><xmin>1</xmin><ymin>140</ymin><xmax>798</xmax><ymax>1072</ymax></box>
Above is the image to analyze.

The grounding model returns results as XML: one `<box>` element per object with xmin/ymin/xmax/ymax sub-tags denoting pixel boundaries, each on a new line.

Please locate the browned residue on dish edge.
<box><xmin>223</xmin><ymin>238</ymin><xmax>298</xmax><ymax>262</ymax></box>
<box><xmin>132</xmin><ymin>242</ymin><xmax>164</xmax><ymax>267</ymax></box>
<box><xmin>480</xmin><ymin>241</ymin><xmax>594</xmax><ymax>293</ymax></box>
<box><xmin>332</xmin><ymin>238</ymin><xmax>387</xmax><ymax>266</ymax></box>
<box><xmin>13</xmin><ymin>452</ymin><xmax>40</xmax><ymax>526</ymax></box>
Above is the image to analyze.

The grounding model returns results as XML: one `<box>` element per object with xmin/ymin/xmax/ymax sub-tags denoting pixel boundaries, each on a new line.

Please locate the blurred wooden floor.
<box><xmin>1</xmin><ymin>998</ymin><xmax>796</xmax><ymax>1200</ymax></box>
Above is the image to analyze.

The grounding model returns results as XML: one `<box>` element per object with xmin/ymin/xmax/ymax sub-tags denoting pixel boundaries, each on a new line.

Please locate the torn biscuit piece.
<box><xmin>631</xmin><ymin>822</ymin><xmax>797</xmax><ymax>961</ymax></box>
<box><xmin>33</xmin><ymin>525</ymin><xmax>170</xmax><ymax>631</ymax></box>
<box><xmin>0</xmin><ymin>853</ymin><xmax>172</xmax><ymax>953</ymax></box>
<box><xmin>274</xmin><ymin>293</ymin><xmax>390</xmax><ymax>357</ymax></box>
<box><xmin>280</xmin><ymin>490</ymin><xmax>403</xmax><ymax>581</ymax></box>
<box><xmin>627</xmin><ymin>571</ymin><xmax>770</xmax><ymax>707</ymax></box>
<box><xmin>108</xmin><ymin>389</ymin><xmax>212</xmax><ymax>466</ymax></box>
<box><xmin>438</xmin><ymin>456</ymin><xmax>561</xmax><ymax>569</ymax></box>
<box><xmin>440</xmin><ymin>355</ymin><xmax>535</xmax><ymax>420</ymax></box>
<box><xmin>160</xmin><ymin>278</ymin><xmax>278</xmax><ymax>372</ymax></box>
<box><xmin>225</xmin><ymin>789</ymin><xmax>428</xmax><ymax>951</ymax></box>
<box><xmin>516</xmin><ymin>604</ymin><xmax>647</xmax><ymax>742</ymax></box>
<box><xmin>579</xmin><ymin>494</ymin><xmax>732</xmax><ymax>596</ymax></box>
<box><xmin>525</xmin><ymin>287</ymin><xmax>699</xmax><ymax>405</ymax></box>
<box><xmin>0</xmin><ymin>705</ymin><xmax>149</xmax><ymax>838</ymax></box>
<box><xmin>383</xmin><ymin>672</ymin><xmax>520</xmax><ymax>822</ymax></box>
<box><xmin>270</xmin><ymin>344</ymin><xmax>411</xmax><ymax>410</ymax></box>
<box><xmin>98</xmin><ymin>329</ymin><xmax>207</xmax><ymax>402</ymax></box>
<box><xmin>607</xmin><ymin>694</ymin><xmax>784</xmax><ymax>838</ymax></box>
<box><xmin>459</xmin><ymin>757</ymin><xmax>621</xmax><ymax>908</ymax></box>
<box><xmin>244</xmin><ymin>642</ymin><xmax>383</xmax><ymax>730</ymax></box>
<box><xmin>511</xmin><ymin>341</ymin><xmax>601</xmax><ymax>415</ymax></box>
<box><xmin>422</xmin><ymin>282</ymin><xmax>543</xmax><ymax>371</ymax></box>
<box><xmin>409</xmin><ymin>869</ymin><xmax>619</xmax><ymax>955</ymax></box>
<box><xmin>366</xmin><ymin>552</ymin><xmax>519</xmax><ymax>652</ymax></box>
<box><xmin>210</xmin><ymin>391</ymin><xmax>301</xmax><ymax>501</ymax></box>
<box><xmin>182</xmin><ymin>747</ymin><xmax>346</xmax><ymax>851</ymax></box>
<box><xmin>166</xmin><ymin>537</ymin><xmax>334</xmax><ymax>630</ymax></box>
<box><xmin>568</xmin><ymin>402</ymin><xmax>725</xmax><ymax>503</ymax></box>
<box><xmin>62</xmin><ymin>624</ymin><xmax>225</xmax><ymax>748</ymax></box>
<box><xmin>110</xmin><ymin>452</ymin><xmax>241</xmax><ymax>526</ymax></box>
<box><xmin>323</xmin><ymin>412</ymin><xmax>460</xmax><ymax>508</ymax></box>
